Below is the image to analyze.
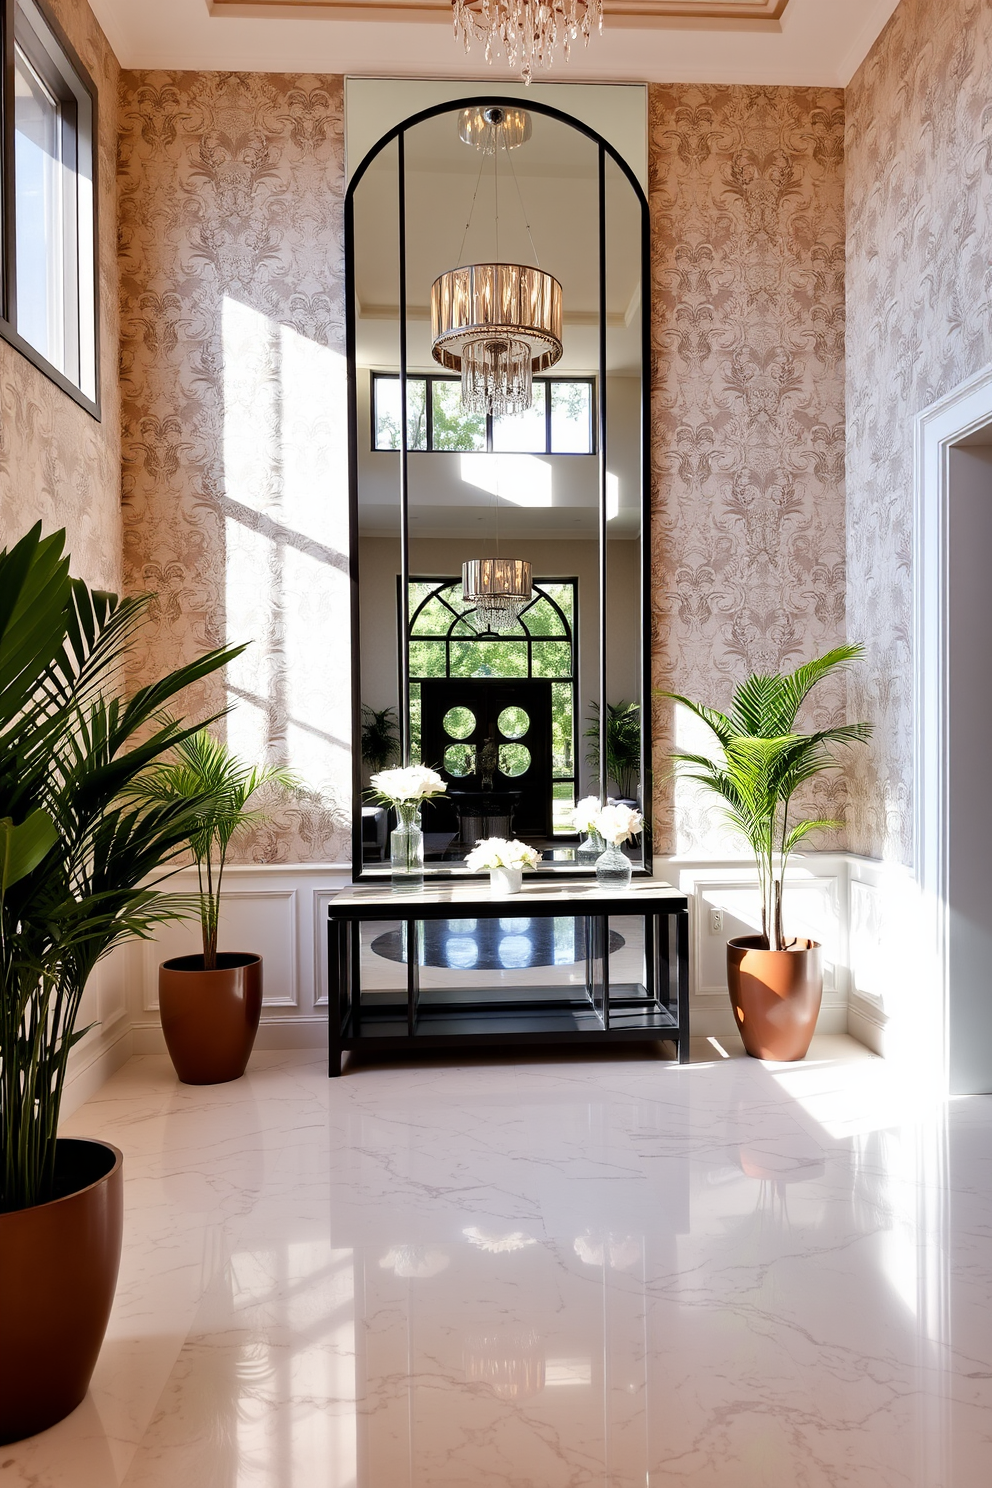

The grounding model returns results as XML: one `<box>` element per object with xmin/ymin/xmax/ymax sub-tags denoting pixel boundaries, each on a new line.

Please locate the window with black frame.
<box><xmin>407</xmin><ymin>576</ymin><xmax>579</xmax><ymax>836</ymax></box>
<box><xmin>372</xmin><ymin>373</ymin><xmax>594</xmax><ymax>456</ymax></box>
<box><xmin>1</xmin><ymin>0</ymin><xmax>98</xmax><ymax>410</ymax></box>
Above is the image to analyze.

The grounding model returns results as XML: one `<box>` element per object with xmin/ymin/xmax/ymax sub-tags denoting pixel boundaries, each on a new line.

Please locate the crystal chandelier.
<box><xmin>432</xmin><ymin>263</ymin><xmax>562</xmax><ymax>417</ymax></box>
<box><xmin>453</xmin><ymin>0</ymin><xmax>604</xmax><ymax>83</ymax></box>
<box><xmin>430</xmin><ymin>106</ymin><xmax>563</xmax><ymax>417</ymax></box>
<box><xmin>462</xmin><ymin>558</ymin><xmax>533</xmax><ymax>633</ymax></box>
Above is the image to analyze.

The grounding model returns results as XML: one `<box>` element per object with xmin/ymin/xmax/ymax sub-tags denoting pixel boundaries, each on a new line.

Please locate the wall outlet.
<box><xmin>710</xmin><ymin>908</ymin><xmax>724</xmax><ymax>935</ymax></box>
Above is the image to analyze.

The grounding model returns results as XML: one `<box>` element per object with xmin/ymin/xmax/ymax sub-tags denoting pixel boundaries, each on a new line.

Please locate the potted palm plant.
<box><xmin>133</xmin><ymin>732</ymin><xmax>295</xmax><ymax>1085</ymax></box>
<box><xmin>663</xmin><ymin>645</ymin><xmax>872</xmax><ymax>1061</ymax></box>
<box><xmin>0</xmin><ymin>524</ymin><xmax>241</xmax><ymax>1443</ymax></box>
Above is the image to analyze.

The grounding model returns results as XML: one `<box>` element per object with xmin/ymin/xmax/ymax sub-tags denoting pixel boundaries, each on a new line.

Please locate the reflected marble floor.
<box><xmin>4</xmin><ymin>1037</ymin><xmax>992</xmax><ymax>1486</ymax></box>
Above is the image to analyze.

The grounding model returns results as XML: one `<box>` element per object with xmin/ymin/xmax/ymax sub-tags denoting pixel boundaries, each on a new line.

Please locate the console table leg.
<box><xmin>407</xmin><ymin>920</ymin><xmax>421</xmax><ymax>1035</ymax></box>
<box><xmin>676</xmin><ymin>909</ymin><xmax>690</xmax><ymax>1064</ymax></box>
<box><xmin>328</xmin><ymin>918</ymin><xmax>344</xmax><ymax>1077</ymax></box>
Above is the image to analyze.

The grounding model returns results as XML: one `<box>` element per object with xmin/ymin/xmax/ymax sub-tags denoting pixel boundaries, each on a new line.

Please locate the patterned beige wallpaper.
<box><xmin>846</xmin><ymin>0</ymin><xmax>992</xmax><ymax>864</ymax></box>
<box><xmin>119</xmin><ymin>71</ymin><xmax>351</xmax><ymax>862</ymax></box>
<box><xmin>648</xmin><ymin>84</ymin><xmax>848</xmax><ymax>855</ymax></box>
<box><xmin>120</xmin><ymin>76</ymin><xmax>847</xmax><ymax>864</ymax></box>
<box><xmin>0</xmin><ymin>0</ymin><xmax>120</xmax><ymax>593</ymax></box>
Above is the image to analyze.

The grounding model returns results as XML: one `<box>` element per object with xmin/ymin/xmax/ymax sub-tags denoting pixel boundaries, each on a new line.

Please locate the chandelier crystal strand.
<box><xmin>453</xmin><ymin>0</ymin><xmax>603</xmax><ymax>82</ymax></box>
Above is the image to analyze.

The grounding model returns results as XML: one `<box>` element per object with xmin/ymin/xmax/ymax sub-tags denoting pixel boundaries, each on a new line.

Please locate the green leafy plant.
<box><xmin>361</xmin><ymin>705</ymin><xmax>400</xmax><ymax>772</ymax></box>
<box><xmin>0</xmin><ymin>525</ymin><xmax>242</xmax><ymax>1212</ymax></box>
<box><xmin>585</xmin><ymin>701</ymin><xmax>641</xmax><ymax>799</ymax></box>
<box><xmin>132</xmin><ymin>733</ymin><xmax>296</xmax><ymax>970</ymax></box>
<box><xmin>661</xmin><ymin>646</ymin><xmax>872</xmax><ymax>952</ymax></box>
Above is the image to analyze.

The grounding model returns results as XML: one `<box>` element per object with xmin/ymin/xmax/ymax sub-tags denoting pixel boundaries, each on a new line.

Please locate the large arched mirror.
<box><xmin>348</xmin><ymin>94</ymin><xmax>650</xmax><ymax>877</ymax></box>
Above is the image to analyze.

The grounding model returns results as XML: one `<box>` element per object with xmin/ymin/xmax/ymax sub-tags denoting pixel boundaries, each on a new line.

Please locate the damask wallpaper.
<box><xmin>119</xmin><ymin>71</ymin><xmax>351</xmax><ymax>863</ymax></box>
<box><xmin>648</xmin><ymin>84</ymin><xmax>848</xmax><ymax>855</ymax></box>
<box><xmin>846</xmin><ymin>0</ymin><xmax>992</xmax><ymax>864</ymax></box>
<box><xmin>119</xmin><ymin>75</ymin><xmax>847</xmax><ymax>865</ymax></box>
<box><xmin>0</xmin><ymin>0</ymin><xmax>120</xmax><ymax>594</ymax></box>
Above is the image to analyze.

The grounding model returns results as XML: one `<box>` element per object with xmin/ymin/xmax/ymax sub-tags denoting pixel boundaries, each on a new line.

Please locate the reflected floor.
<box><xmin>6</xmin><ymin>1038</ymin><xmax>992</xmax><ymax>1487</ymax></box>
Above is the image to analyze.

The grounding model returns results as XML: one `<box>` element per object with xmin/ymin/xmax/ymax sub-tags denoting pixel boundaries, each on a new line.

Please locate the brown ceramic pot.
<box><xmin>727</xmin><ymin>935</ymin><xmax>823</xmax><ymax>1061</ymax></box>
<box><xmin>159</xmin><ymin>952</ymin><xmax>262</xmax><ymax>1085</ymax></box>
<box><xmin>0</xmin><ymin>1139</ymin><xmax>123</xmax><ymax>1444</ymax></box>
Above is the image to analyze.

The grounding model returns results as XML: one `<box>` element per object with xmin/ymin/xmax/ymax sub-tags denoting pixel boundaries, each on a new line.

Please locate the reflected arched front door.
<box><xmin>419</xmin><ymin>678</ymin><xmax>552</xmax><ymax>838</ymax></box>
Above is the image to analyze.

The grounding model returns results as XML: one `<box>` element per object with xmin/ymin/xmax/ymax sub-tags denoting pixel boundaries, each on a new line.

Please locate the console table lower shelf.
<box><xmin>326</xmin><ymin>880</ymin><xmax>690</xmax><ymax>1074</ymax></box>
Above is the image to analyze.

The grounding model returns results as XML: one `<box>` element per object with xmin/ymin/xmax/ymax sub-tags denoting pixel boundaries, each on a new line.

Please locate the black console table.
<box><xmin>327</xmin><ymin>879</ymin><xmax>690</xmax><ymax>1075</ymax></box>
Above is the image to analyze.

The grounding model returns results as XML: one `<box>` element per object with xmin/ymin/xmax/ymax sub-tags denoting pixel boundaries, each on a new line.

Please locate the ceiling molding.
<box><xmin>211</xmin><ymin>0</ymin><xmax>791</xmax><ymax>22</ymax></box>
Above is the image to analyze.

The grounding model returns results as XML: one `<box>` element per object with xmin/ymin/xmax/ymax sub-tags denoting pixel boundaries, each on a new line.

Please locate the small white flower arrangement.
<box><xmin>464</xmin><ymin>837</ymin><xmax>540</xmax><ymax>872</ymax></box>
<box><xmin>369</xmin><ymin>764</ymin><xmax>447</xmax><ymax>807</ymax></box>
<box><xmin>569</xmin><ymin>799</ymin><xmax>643</xmax><ymax>845</ymax></box>
<box><xmin>595</xmin><ymin>802</ymin><xmax>644</xmax><ymax>846</ymax></box>
<box><xmin>571</xmin><ymin>795</ymin><xmax>603</xmax><ymax>834</ymax></box>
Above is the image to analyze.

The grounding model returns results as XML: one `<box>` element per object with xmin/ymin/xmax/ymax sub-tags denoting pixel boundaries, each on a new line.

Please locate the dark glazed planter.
<box><xmin>159</xmin><ymin>952</ymin><xmax>262</xmax><ymax>1085</ymax></box>
<box><xmin>0</xmin><ymin>1139</ymin><xmax>123</xmax><ymax>1444</ymax></box>
<box><xmin>727</xmin><ymin>935</ymin><xmax>823</xmax><ymax>1061</ymax></box>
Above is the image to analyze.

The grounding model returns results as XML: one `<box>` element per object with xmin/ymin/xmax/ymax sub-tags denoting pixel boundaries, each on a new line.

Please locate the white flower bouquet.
<box><xmin>595</xmin><ymin>802</ymin><xmax>643</xmax><ymax>846</ymax></box>
<box><xmin>464</xmin><ymin>837</ymin><xmax>540</xmax><ymax>872</ymax></box>
<box><xmin>571</xmin><ymin>795</ymin><xmax>603</xmax><ymax>834</ymax></box>
<box><xmin>369</xmin><ymin>764</ymin><xmax>447</xmax><ymax>807</ymax></box>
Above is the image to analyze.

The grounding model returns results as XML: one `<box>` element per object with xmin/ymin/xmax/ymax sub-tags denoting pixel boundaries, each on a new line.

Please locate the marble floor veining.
<box><xmin>3</xmin><ymin>1037</ymin><xmax>992</xmax><ymax>1487</ymax></box>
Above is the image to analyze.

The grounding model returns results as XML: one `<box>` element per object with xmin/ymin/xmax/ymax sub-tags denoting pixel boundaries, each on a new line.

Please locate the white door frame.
<box><xmin>915</xmin><ymin>360</ymin><xmax>992</xmax><ymax>1094</ymax></box>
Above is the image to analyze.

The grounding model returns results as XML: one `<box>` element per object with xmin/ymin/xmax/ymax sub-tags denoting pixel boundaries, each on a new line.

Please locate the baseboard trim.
<box><xmin>131</xmin><ymin>1016</ymin><xmax>328</xmax><ymax>1055</ymax></box>
<box><xmin>62</xmin><ymin>1024</ymin><xmax>134</xmax><ymax>1119</ymax></box>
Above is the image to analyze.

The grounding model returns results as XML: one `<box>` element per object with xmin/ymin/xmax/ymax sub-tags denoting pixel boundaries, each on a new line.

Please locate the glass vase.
<box><xmin>595</xmin><ymin>841</ymin><xmax>632</xmax><ymax>890</ymax></box>
<box><xmin>390</xmin><ymin>802</ymin><xmax>424</xmax><ymax>889</ymax></box>
<box><xmin>577</xmin><ymin>828</ymin><xmax>606</xmax><ymax>865</ymax></box>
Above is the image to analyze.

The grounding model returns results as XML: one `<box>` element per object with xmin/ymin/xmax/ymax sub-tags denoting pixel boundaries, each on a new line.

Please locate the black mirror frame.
<box><xmin>346</xmin><ymin>94</ymin><xmax>652</xmax><ymax>880</ymax></box>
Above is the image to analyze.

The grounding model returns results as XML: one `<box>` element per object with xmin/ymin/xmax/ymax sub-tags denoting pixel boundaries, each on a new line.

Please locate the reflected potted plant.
<box><xmin>369</xmin><ymin>765</ymin><xmax>447</xmax><ymax>889</ymax></box>
<box><xmin>662</xmin><ymin>645</ymin><xmax>872</xmax><ymax>1061</ymax></box>
<box><xmin>361</xmin><ymin>705</ymin><xmax>399</xmax><ymax>775</ymax></box>
<box><xmin>465</xmin><ymin>837</ymin><xmax>540</xmax><ymax>896</ymax></box>
<box><xmin>0</xmin><ymin>525</ymin><xmax>240</xmax><ymax>1443</ymax></box>
<box><xmin>133</xmin><ymin>732</ymin><xmax>296</xmax><ymax>1085</ymax></box>
<box><xmin>585</xmin><ymin>701</ymin><xmax>641</xmax><ymax>802</ymax></box>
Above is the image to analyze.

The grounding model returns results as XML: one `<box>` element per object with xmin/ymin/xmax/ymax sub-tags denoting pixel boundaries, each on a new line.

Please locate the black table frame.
<box><xmin>327</xmin><ymin>882</ymin><xmax>690</xmax><ymax>1074</ymax></box>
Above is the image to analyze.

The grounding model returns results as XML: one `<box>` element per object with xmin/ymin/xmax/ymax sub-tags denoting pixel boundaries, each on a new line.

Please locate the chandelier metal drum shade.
<box><xmin>452</xmin><ymin>0</ymin><xmax>604</xmax><ymax>82</ymax></box>
<box><xmin>462</xmin><ymin>558</ymin><xmax>533</xmax><ymax>633</ymax></box>
<box><xmin>431</xmin><ymin>263</ymin><xmax>563</xmax><ymax>417</ymax></box>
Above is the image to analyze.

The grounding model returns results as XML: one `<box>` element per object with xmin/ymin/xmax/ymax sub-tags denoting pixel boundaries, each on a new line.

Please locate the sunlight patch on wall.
<box><xmin>460</xmin><ymin>452</ymin><xmax>553</xmax><ymax>508</ymax></box>
<box><xmin>222</xmin><ymin>296</ymin><xmax>350</xmax><ymax>797</ymax></box>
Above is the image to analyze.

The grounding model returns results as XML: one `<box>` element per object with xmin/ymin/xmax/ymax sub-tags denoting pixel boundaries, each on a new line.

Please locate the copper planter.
<box><xmin>0</xmin><ymin>1139</ymin><xmax>123</xmax><ymax>1444</ymax></box>
<box><xmin>727</xmin><ymin>936</ymin><xmax>822</xmax><ymax>1061</ymax></box>
<box><xmin>159</xmin><ymin>952</ymin><xmax>262</xmax><ymax>1085</ymax></box>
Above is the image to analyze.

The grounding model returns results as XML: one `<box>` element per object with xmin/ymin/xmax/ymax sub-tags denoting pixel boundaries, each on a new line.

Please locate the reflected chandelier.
<box><xmin>430</xmin><ymin>106</ymin><xmax>563</xmax><ymax>418</ymax></box>
<box><xmin>453</xmin><ymin>0</ymin><xmax>604</xmax><ymax>82</ymax></box>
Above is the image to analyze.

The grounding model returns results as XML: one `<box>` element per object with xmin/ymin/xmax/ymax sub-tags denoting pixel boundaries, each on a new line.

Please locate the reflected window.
<box><xmin>443</xmin><ymin>705</ymin><xmax>476</xmax><ymax>739</ymax></box>
<box><xmin>372</xmin><ymin>373</ymin><xmax>594</xmax><ymax>454</ymax></box>
<box><xmin>499</xmin><ymin>743</ymin><xmax>530</xmax><ymax>777</ymax></box>
<box><xmin>444</xmin><ymin>742</ymin><xmax>475</xmax><ymax>777</ymax></box>
<box><xmin>498</xmin><ymin>705</ymin><xmax>529</xmax><ymax>739</ymax></box>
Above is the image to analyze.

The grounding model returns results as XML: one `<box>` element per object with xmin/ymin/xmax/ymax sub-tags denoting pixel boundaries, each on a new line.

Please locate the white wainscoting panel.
<box><xmin>659</xmin><ymin>855</ymin><xmax>849</xmax><ymax>1039</ymax></box>
<box><xmin>63</xmin><ymin>853</ymin><xmax>901</xmax><ymax>1083</ymax></box>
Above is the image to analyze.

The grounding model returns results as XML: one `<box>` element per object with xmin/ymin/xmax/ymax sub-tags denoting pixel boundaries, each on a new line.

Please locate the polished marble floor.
<box><xmin>4</xmin><ymin>1037</ymin><xmax>992</xmax><ymax>1487</ymax></box>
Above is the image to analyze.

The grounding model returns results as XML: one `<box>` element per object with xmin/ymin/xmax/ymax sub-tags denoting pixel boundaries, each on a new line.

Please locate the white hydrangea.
<box><xmin>370</xmin><ymin>765</ymin><xmax>447</xmax><ymax>804</ymax></box>
<box><xmin>465</xmin><ymin>837</ymin><xmax>541</xmax><ymax>871</ymax></box>
<box><xmin>594</xmin><ymin>803</ymin><xmax>643</xmax><ymax>846</ymax></box>
<box><xmin>571</xmin><ymin>795</ymin><xmax>603</xmax><ymax>833</ymax></box>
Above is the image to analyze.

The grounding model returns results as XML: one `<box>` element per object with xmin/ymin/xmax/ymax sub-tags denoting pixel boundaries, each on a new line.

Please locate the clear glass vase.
<box><xmin>595</xmin><ymin>841</ymin><xmax>632</xmax><ymax>890</ymax></box>
<box><xmin>577</xmin><ymin>828</ymin><xmax>606</xmax><ymax>865</ymax></box>
<box><xmin>390</xmin><ymin>802</ymin><xmax>424</xmax><ymax>889</ymax></box>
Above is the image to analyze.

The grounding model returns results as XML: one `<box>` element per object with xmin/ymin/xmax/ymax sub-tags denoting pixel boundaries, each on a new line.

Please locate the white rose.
<box><xmin>596</xmin><ymin>803</ymin><xmax>643</xmax><ymax>846</ymax></box>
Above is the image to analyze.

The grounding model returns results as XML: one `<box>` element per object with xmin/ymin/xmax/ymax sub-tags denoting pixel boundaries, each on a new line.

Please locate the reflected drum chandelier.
<box><xmin>430</xmin><ymin>106</ymin><xmax>563</xmax><ymax>419</ymax></box>
<box><xmin>463</xmin><ymin>558</ymin><xmax>533</xmax><ymax>634</ymax></box>
<box><xmin>452</xmin><ymin>0</ymin><xmax>604</xmax><ymax>82</ymax></box>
